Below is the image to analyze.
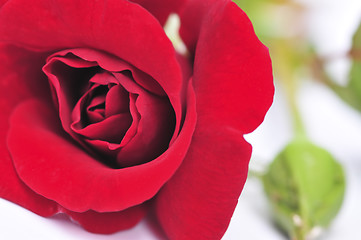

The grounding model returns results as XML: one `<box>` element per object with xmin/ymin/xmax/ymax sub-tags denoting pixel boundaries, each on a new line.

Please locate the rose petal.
<box><xmin>7</xmin><ymin>95</ymin><xmax>196</xmax><ymax>212</ymax></box>
<box><xmin>0</xmin><ymin>44</ymin><xmax>58</xmax><ymax>216</ymax></box>
<box><xmin>43</xmin><ymin>49</ymin><xmax>178</xmax><ymax>157</ymax></box>
<box><xmin>44</xmin><ymin>57</ymin><xmax>99</xmax><ymax>137</ymax></box>
<box><xmin>155</xmin><ymin>120</ymin><xmax>252</xmax><ymax>240</ymax></box>
<box><xmin>116</xmin><ymin>90</ymin><xmax>175</xmax><ymax>167</ymax></box>
<box><xmin>0</xmin><ymin>0</ymin><xmax>184</xmax><ymax>125</ymax></box>
<box><xmin>105</xmin><ymin>72</ymin><xmax>176</xmax><ymax>167</ymax></box>
<box><xmin>183</xmin><ymin>0</ymin><xmax>274</xmax><ymax>134</ymax></box>
<box><xmin>86</xmin><ymin>95</ymin><xmax>106</xmax><ymax>123</ymax></box>
<box><xmin>119</xmin><ymin>93</ymin><xmax>140</xmax><ymax>148</ymax></box>
<box><xmin>130</xmin><ymin>0</ymin><xmax>186</xmax><ymax>25</ymax></box>
<box><xmin>61</xmin><ymin>205</ymin><xmax>148</xmax><ymax>234</ymax></box>
<box><xmin>71</xmin><ymin>84</ymin><xmax>105</xmax><ymax>127</ymax></box>
<box><xmin>49</xmin><ymin>49</ymin><xmax>166</xmax><ymax>97</ymax></box>
<box><xmin>105</xmin><ymin>85</ymin><xmax>129</xmax><ymax>117</ymax></box>
<box><xmin>155</xmin><ymin>1</ymin><xmax>274</xmax><ymax>239</ymax></box>
<box><xmin>179</xmin><ymin>0</ymin><xmax>219</xmax><ymax>55</ymax></box>
<box><xmin>0</xmin><ymin>0</ymin><xmax>8</xmax><ymax>8</ymax></box>
<box><xmin>81</xmin><ymin>93</ymin><xmax>140</xmax><ymax>157</ymax></box>
<box><xmin>73</xmin><ymin>114</ymin><xmax>132</xmax><ymax>143</ymax></box>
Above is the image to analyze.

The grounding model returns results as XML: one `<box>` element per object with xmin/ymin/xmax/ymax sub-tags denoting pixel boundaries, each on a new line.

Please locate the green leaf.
<box><xmin>345</xmin><ymin>21</ymin><xmax>361</xmax><ymax>110</ymax></box>
<box><xmin>346</xmin><ymin>60</ymin><xmax>361</xmax><ymax>109</ymax></box>
<box><xmin>262</xmin><ymin>139</ymin><xmax>346</xmax><ymax>240</ymax></box>
<box><xmin>351</xmin><ymin>20</ymin><xmax>361</xmax><ymax>50</ymax></box>
<box><xmin>331</xmin><ymin>21</ymin><xmax>361</xmax><ymax>111</ymax></box>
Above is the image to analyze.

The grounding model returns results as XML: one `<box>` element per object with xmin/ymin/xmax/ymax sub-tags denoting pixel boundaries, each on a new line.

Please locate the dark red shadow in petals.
<box><xmin>105</xmin><ymin>85</ymin><xmax>129</xmax><ymax>117</ymax></box>
<box><xmin>155</xmin><ymin>120</ymin><xmax>252</xmax><ymax>240</ymax></box>
<box><xmin>74</xmin><ymin>114</ymin><xmax>132</xmax><ymax>143</ymax></box>
<box><xmin>130</xmin><ymin>0</ymin><xmax>186</xmax><ymax>25</ymax></box>
<box><xmin>106</xmin><ymin>72</ymin><xmax>176</xmax><ymax>167</ymax></box>
<box><xmin>43</xmin><ymin>58</ymin><xmax>99</xmax><ymax>136</ymax></box>
<box><xmin>61</xmin><ymin>204</ymin><xmax>148</xmax><ymax>234</ymax></box>
<box><xmin>118</xmin><ymin>93</ymin><xmax>140</xmax><ymax>148</ymax></box>
<box><xmin>7</xmin><ymin>97</ymin><xmax>196</xmax><ymax>212</ymax></box>
<box><xmin>44</xmin><ymin>49</ymin><xmax>176</xmax><ymax>167</ymax></box>
<box><xmin>49</xmin><ymin>49</ymin><xmax>166</xmax><ymax>97</ymax></box>
<box><xmin>116</xmin><ymin>93</ymin><xmax>175</xmax><ymax>167</ymax></box>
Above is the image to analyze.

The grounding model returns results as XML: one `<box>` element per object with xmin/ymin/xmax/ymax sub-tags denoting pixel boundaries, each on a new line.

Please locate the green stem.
<box><xmin>288</xmin><ymin>89</ymin><xmax>307</xmax><ymax>139</ymax></box>
<box><xmin>248</xmin><ymin>169</ymin><xmax>264</xmax><ymax>180</ymax></box>
<box><xmin>272</xmin><ymin>39</ymin><xmax>308</xmax><ymax>139</ymax></box>
<box><xmin>313</xmin><ymin>56</ymin><xmax>361</xmax><ymax>112</ymax></box>
<box><xmin>292</xmin><ymin>226</ymin><xmax>308</xmax><ymax>240</ymax></box>
<box><xmin>280</xmin><ymin>75</ymin><xmax>308</xmax><ymax>140</ymax></box>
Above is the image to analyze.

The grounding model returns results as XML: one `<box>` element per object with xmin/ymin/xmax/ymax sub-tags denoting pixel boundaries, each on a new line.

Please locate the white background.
<box><xmin>1</xmin><ymin>0</ymin><xmax>361</xmax><ymax>239</ymax></box>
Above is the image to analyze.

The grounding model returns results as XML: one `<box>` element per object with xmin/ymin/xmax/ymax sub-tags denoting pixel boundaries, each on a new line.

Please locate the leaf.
<box><xmin>262</xmin><ymin>139</ymin><xmax>346</xmax><ymax>239</ymax></box>
<box><xmin>346</xmin><ymin>21</ymin><xmax>361</xmax><ymax>107</ymax></box>
<box><xmin>346</xmin><ymin>60</ymin><xmax>361</xmax><ymax>108</ymax></box>
<box><xmin>348</xmin><ymin>21</ymin><xmax>361</xmax><ymax>103</ymax></box>
<box><xmin>351</xmin><ymin>20</ymin><xmax>361</xmax><ymax>51</ymax></box>
<box><xmin>332</xmin><ymin>21</ymin><xmax>361</xmax><ymax>111</ymax></box>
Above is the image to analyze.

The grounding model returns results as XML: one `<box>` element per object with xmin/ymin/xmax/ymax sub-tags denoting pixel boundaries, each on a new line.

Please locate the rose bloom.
<box><xmin>0</xmin><ymin>0</ymin><xmax>273</xmax><ymax>239</ymax></box>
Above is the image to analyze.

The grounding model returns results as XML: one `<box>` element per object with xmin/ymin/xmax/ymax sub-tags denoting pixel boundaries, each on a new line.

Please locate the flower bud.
<box><xmin>262</xmin><ymin>139</ymin><xmax>345</xmax><ymax>240</ymax></box>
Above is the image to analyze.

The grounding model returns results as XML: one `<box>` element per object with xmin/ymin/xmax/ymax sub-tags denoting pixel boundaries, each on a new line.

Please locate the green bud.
<box><xmin>262</xmin><ymin>139</ymin><xmax>345</xmax><ymax>240</ymax></box>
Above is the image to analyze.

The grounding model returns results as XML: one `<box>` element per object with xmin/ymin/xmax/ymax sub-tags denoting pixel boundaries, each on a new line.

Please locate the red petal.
<box><xmin>116</xmin><ymin>90</ymin><xmax>175</xmax><ymax>167</ymax></box>
<box><xmin>130</xmin><ymin>0</ymin><xmax>186</xmax><ymax>25</ymax></box>
<box><xmin>48</xmin><ymin>49</ymin><xmax>166</xmax><ymax>96</ymax></box>
<box><xmin>156</xmin><ymin>119</ymin><xmax>252</xmax><ymax>240</ymax></box>
<box><xmin>119</xmin><ymin>93</ymin><xmax>140</xmax><ymax>148</ymax></box>
<box><xmin>179</xmin><ymin>0</ymin><xmax>219</xmax><ymax>54</ymax></box>
<box><xmin>44</xmin><ymin>49</ymin><xmax>180</xmax><ymax>163</ymax></box>
<box><xmin>184</xmin><ymin>0</ymin><xmax>274</xmax><ymax>134</ymax></box>
<box><xmin>0</xmin><ymin>44</ymin><xmax>58</xmax><ymax>216</ymax></box>
<box><xmin>105</xmin><ymin>85</ymin><xmax>129</xmax><ymax>117</ymax></box>
<box><xmin>156</xmin><ymin>1</ymin><xmax>274</xmax><ymax>239</ymax></box>
<box><xmin>0</xmin><ymin>0</ymin><xmax>7</xmax><ymax>8</ymax></box>
<box><xmin>0</xmin><ymin>0</ymin><xmax>184</xmax><ymax>125</ymax></box>
<box><xmin>61</xmin><ymin>205</ymin><xmax>148</xmax><ymax>234</ymax></box>
<box><xmin>107</xmin><ymin>72</ymin><xmax>176</xmax><ymax>167</ymax></box>
<box><xmin>7</xmin><ymin>97</ymin><xmax>196</xmax><ymax>212</ymax></box>
<box><xmin>73</xmin><ymin>114</ymin><xmax>132</xmax><ymax>143</ymax></box>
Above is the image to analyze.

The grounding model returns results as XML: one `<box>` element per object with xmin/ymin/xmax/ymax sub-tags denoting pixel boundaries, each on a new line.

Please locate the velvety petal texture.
<box><xmin>155</xmin><ymin>0</ymin><xmax>274</xmax><ymax>239</ymax></box>
<box><xmin>156</xmin><ymin>120</ymin><xmax>252</xmax><ymax>240</ymax></box>
<box><xmin>180</xmin><ymin>0</ymin><xmax>273</xmax><ymax>134</ymax></box>
<box><xmin>7</xmin><ymin>96</ymin><xmax>196</xmax><ymax>213</ymax></box>
<box><xmin>61</xmin><ymin>205</ymin><xmax>148</xmax><ymax>234</ymax></box>
<box><xmin>43</xmin><ymin>48</ymin><xmax>176</xmax><ymax>167</ymax></box>
<box><xmin>0</xmin><ymin>0</ymin><xmax>273</xmax><ymax>238</ymax></box>
<box><xmin>0</xmin><ymin>0</ymin><xmax>7</xmax><ymax>7</ymax></box>
<box><xmin>130</xmin><ymin>0</ymin><xmax>186</xmax><ymax>25</ymax></box>
<box><xmin>0</xmin><ymin>44</ymin><xmax>58</xmax><ymax>217</ymax></box>
<box><xmin>0</xmin><ymin>0</ymin><xmax>196</xmax><ymax>233</ymax></box>
<box><xmin>179</xmin><ymin>0</ymin><xmax>219</xmax><ymax>54</ymax></box>
<box><xmin>0</xmin><ymin>0</ymin><xmax>184</xmax><ymax>124</ymax></box>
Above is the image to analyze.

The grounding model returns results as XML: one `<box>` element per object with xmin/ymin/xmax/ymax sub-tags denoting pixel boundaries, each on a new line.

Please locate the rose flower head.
<box><xmin>0</xmin><ymin>0</ymin><xmax>274</xmax><ymax>239</ymax></box>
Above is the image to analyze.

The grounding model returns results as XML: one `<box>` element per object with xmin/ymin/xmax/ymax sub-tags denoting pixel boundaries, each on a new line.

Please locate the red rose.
<box><xmin>0</xmin><ymin>0</ymin><xmax>273</xmax><ymax>239</ymax></box>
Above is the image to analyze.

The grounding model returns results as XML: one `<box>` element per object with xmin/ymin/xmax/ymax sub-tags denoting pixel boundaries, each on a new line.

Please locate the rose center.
<box><xmin>43</xmin><ymin>49</ymin><xmax>175</xmax><ymax>168</ymax></box>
